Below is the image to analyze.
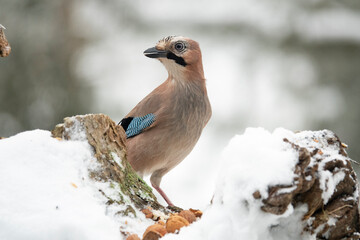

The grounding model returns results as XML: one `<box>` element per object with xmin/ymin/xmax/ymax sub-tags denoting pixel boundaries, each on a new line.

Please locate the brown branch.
<box><xmin>0</xmin><ymin>24</ymin><xmax>11</xmax><ymax>57</ymax></box>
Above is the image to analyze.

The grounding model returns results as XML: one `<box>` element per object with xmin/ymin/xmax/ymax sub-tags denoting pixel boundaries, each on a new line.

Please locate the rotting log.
<box><xmin>256</xmin><ymin>130</ymin><xmax>360</xmax><ymax>239</ymax></box>
<box><xmin>52</xmin><ymin>114</ymin><xmax>170</xmax><ymax>216</ymax></box>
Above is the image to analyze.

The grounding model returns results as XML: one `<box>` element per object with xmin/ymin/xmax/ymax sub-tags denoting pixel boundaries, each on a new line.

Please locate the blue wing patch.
<box><xmin>123</xmin><ymin>113</ymin><xmax>156</xmax><ymax>138</ymax></box>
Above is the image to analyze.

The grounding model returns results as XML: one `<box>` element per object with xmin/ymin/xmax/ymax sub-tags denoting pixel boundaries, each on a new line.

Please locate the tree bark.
<box><xmin>0</xmin><ymin>24</ymin><xmax>11</xmax><ymax>57</ymax></box>
<box><xmin>52</xmin><ymin>114</ymin><xmax>169</xmax><ymax>217</ymax></box>
<box><xmin>258</xmin><ymin>133</ymin><xmax>360</xmax><ymax>239</ymax></box>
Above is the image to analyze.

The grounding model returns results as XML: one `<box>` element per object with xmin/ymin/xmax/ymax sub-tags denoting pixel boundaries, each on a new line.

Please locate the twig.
<box><xmin>0</xmin><ymin>24</ymin><xmax>11</xmax><ymax>57</ymax></box>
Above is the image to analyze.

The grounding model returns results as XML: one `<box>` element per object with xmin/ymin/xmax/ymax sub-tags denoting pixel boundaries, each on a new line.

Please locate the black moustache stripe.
<box><xmin>167</xmin><ymin>52</ymin><xmax>187</xmax><ymax>67</ymax></box>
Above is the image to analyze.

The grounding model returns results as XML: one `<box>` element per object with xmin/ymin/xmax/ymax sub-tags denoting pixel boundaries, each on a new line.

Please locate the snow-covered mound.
<box><xmin>163</xmin><ymin>127</ymin><xmax>359</xmax><ymax>240</ymax></box>
<box><xmin>0</xmin><ymin>127</ymin><xmax>358</xmax><ymax>240</ymax></box>
<box><xmin>0</xmin><ymin>130</ymin><xmax>151</xmax><ymax>240</ymax></box>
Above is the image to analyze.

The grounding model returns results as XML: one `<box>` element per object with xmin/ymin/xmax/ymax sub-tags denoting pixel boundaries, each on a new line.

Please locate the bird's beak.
<box><xmin>143</xmin><ymin>47</ymin><xmax>167</xmax><ymax>59</ymax></box>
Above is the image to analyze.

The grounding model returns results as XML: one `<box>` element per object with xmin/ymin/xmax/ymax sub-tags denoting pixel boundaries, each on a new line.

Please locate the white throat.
<box><xmin>161</xmin><ymin>59</ymin><xmax>186</xmax><ymax>81</ymax></box>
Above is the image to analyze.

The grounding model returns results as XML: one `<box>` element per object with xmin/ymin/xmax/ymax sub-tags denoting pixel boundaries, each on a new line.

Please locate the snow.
<box><xmin>217</xmin><ymin>128</ymin><xmax>298</xmax><ymax>199</ymax></box>
<box><xmin>163</xmin><ymin>128</ymin><xmax>351</xmax><ymax>240</ymax></box>
<box><xmin>0</xmin><ymin>128</ymin><xmax>152</xmax><ymax>240</ymax></box>
<box><xmin>163</xmin><ymin>128</ymin><xmax>310</xmax><ymax>240</ymax></box>
<box><xmin>320</xmin><ymin>171</ymin><xmax>346</xmax><ymax>205</ymax></box>
<box><xmin>0</xmin><ymin>130</ymin><xmax>120</xmax><ymax>240</ymax></box>
<box><xmin>111</xmin><ymin>152</ymin><xmax>124</xmax><ymax>170</ymax></box>
<box><xmin>0</xmin><ymin>127</ymin><xmax>352</xmax><ymax>239</ymax></box>
<box><xmin>283</xmin><ymin>129</ymin><xmax>350</xmax><ymax>204</ymax></box>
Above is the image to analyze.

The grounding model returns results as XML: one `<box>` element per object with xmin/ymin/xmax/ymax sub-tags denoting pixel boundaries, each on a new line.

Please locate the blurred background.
<box><xmin>1</xmin><ymin>0</ymin><xmax>360</xmax><ymax>209</ymax></box>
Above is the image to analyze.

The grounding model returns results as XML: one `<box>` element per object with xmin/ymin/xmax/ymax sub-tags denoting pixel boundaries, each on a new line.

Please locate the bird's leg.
<box><xmin>150</xmin><ymin>170</ymin><xmax>174</xmax><ymax>206</ymax></box>
<box><xmin>151</xmin><ymin>183</ymin><xmax>174</xmax><ymax>206</ymax></box>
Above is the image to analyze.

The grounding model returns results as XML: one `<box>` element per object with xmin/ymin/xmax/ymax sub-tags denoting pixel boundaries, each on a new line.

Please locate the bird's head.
<box><xmin>144</xmin><ymin>36</ymin><xmax>204</xmax><ymax>81</ymax></box>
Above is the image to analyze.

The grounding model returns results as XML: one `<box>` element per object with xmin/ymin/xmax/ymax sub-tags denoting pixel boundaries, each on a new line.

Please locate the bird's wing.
<box><xmin>120</xmin><ymin>113</ymin><xmax>156</xmax><ymax>138</ymax></box>
<box><xmin>119</xmin><ymin>81</ymin><xmax>169</xmax><ymax>138</ymax></box>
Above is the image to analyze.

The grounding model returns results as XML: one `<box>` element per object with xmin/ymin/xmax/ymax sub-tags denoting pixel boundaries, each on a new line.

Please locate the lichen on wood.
<box><xmin>52</xmin><ymin>114</ymin><xmax>168</xmax><ymax>216</ymax></box>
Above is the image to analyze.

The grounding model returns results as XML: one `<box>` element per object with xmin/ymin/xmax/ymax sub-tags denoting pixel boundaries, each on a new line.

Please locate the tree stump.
<box><xmin>52</xmin><ymin>114</ymin><xmax>168</xmax><ymax>216</ymax></box>
<box><xmin>258</xmin><ymin>130</ymin><xmax>360</xmax><ymax>239</ymax></box>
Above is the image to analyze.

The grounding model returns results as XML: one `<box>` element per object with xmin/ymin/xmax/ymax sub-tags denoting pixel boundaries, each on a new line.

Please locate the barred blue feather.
<box><xmin>124</xmin><ymin>113</ymin><xmax>156</xmax><ymax>138</ymax></box>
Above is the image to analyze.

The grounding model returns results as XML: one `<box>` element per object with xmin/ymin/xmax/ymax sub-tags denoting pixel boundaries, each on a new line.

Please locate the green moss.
<box><xmin>116</xmin><ymin>205</ymin><xmax>136</xmax><ymax>217</ymax></box>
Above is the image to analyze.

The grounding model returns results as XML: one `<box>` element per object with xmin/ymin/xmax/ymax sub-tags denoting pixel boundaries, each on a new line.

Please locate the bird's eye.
<box><xmin>174</xmin><ymin>42</ymin><xmax>185</xmax><ymax>52</ymax></box>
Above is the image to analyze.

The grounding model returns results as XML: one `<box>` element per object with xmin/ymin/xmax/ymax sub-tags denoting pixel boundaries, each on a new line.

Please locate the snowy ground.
<box><xmin>0</xmin><ymin>127</ymin><xmax>352</xmax><ymax>239</ymax></box>
<box><xmin>163</xmin><ymin>128</ymin><xmax>353</xmax><ymax>240</ymax></box>
<box><xmin>0</xmin><ymin>130</ymin><xmax>152</xmax><ymax>240</ymax></box>
<box><xmin>0</xmin><ymin>130</ymin><xmax>121</xmax><ymax>240</ymax></box>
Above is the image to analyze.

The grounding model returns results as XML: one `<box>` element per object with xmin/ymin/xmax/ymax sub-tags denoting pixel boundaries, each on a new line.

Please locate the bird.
<box><xmin>119</xmin><ymin>36</ymin><xmax>211</xmax><ymax>206</ymax></box>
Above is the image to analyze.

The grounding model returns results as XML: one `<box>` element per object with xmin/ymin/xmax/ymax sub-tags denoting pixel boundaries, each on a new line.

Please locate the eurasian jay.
<box><xmin>119</xmin><ymin>36</ymin><xmax>211</xmax><ymax>206</ymax></box>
